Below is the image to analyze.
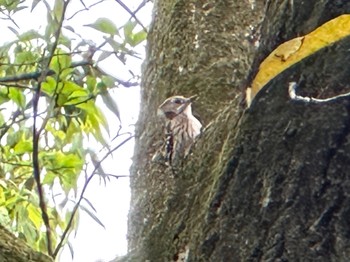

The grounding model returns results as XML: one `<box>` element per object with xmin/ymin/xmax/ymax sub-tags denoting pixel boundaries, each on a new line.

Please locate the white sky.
<box><xmin>0</xmin><ymin>1</ymin><xmax>153</xmax><ymax>261</ymax></box>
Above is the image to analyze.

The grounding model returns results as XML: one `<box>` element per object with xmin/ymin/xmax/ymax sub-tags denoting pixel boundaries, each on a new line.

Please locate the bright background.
<box><xmin>0</xmin><ymin>1</ymin><xmax>153</xmax><ymax>261</ymax></box>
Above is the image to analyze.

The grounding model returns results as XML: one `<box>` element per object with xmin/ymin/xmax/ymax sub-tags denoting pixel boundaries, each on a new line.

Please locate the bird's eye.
<box><xmin>173</xmin><ymin>98</ymin><xmax>183</xmax><ymax>104</ymax></box>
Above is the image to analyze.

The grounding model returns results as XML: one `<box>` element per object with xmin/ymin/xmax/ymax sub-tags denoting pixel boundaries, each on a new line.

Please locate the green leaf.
<box><xmin>101</xmin><ymin>75</ymin><xmax>115</xmax><ymax>88</ymax></box>
<box><xmin>75</xmin><ymin>100</ymin><xmax>97</xmax><ymax>114</ymax></box>
<box><xmin>63</xmin><ymin>81</ymin><xmax>83</xmax><ymax>94</ymax></box>
<box><xmin>64</xmin><ymin>90</ymin><xmax>89</xmax><ymax>105</ymax></box>
<box><xmin>76</xmin><ymin>101</ymin><xmax>109</xmax><ymax>144</ymax></box>
<box><xmin>45</xmin><ymin>10</ymin><xmax>58</xmax><ymax>40</ymax></box>
<box><xmin>24</xmin><ymin>177</ymin><xmax>34</xmax><ymax>190</ymax></box>
<box><xmin>129</xmin><ymin>30</ymin><xmax>147</xmax><ymax>47</ymax></box>
<box><xmin>19</xmin><ymin>217</ymin><xmax>38</xmax><ymax>244</ymax></box>
<box><xmin>15</xmin><ymin>51</ymin><xmax>37</xmax><ymax>64</ymax></box>
<box><xmin>67</xmin><ymin>241</ymin><xmax>75</xmax><ymax>260</ymax></box>
<box><xmin>86</xmin><ymin>76</ymin><xmax>97</xmax><ymax>93</ymax></box>
<box><xmin>53</xmin><ymin>0</ymin><xmax>64</xmax><ymax>20</ymax></box>
<box><xmin>63</xmin><ymin>25</ymin><xmax>75</xmax><ymax>33</ymax></box>
<box><xmin>65</xmin><ymin>118</ymin><xmax>80</xmax><ymax>144</ymax></box>
<box><xmin>88</xmin><ymin>114</ymin><xmax>108</xmax><ymax>145</ymax></box>
<box><xmin>31</xmin><ymin>0</ymin><xmax>41</xmax><ymax>11</ymax></box>
<box><xmin>8</xmin><ymin>88</ymin><xmax>25</xmax><ymax>109</ymax></box>
<box><xmin>0</xmin><ymin>0</ymin><xmax>20</xmax><ymax>11</ymax></box>
<box><xmin>50</xmin><ymin>53</ymin><xmax>72</xmax><ymax>75</ymax></box>
<box><xmin>59</xmin><ymin>34</ymin><xmax>72</xmax><ymax>49</ymax></box>
<box><xmin>38</xmin><ymin>236</ymin><xmax>48</xmax><ymax>254</ymax></box>
<box><xmin>41</xmin><ymin>151</ymin><xmax>83</xmax><ymax>192</ymax></box>
<box><xmin>57</xmin><ymin>81</ymin><xmax>84</xmax><ymax>106</ymax></box>
<box><xmin>80</xmin><ymin>204</ymin><xmax>105</xmax><ymax>229</ymax></box>
<box><xmin>105</xmin><ymin>37</ymin><xmax>125</xmax><ymax>52</ymax></box>
<box><xmin>6</xmin><ymin>128</ymin><xmax>19</xmax><ymax>148</ymax></box>
<box><xmin>123</xmin><ymin>20</ymin><xmax>137</xmax><ymax>39</ymax></box>
<box><xmin>8</xmin><ymin>26</ymin><xmax>19</xmax><ymax>36</ymax></box>
<box><xmin>100</xmin><ymin>89</ymin><xmax>120</xmax><ymax>122</ymax></box>
<box><xmin>123</xmin><ymin>21</ymin><xmax>147</xmax><ymax>46</ymax></box>
<box><xmin>0</xmin><ymin>88</ymin><xmax>10</xmax><ymax>105</ymax></box>
<box><xmin>0</xmin><ymin>112</ymin><xmax>4</xmax><ymax>126</ymax></box>
<box><xmin>57</xmin><ymin>152</ymin><xmax>83</xmax><ymax>169</ymax></box>
<box><xmin>60</xmin><ymin>169</ymin><xmax>78</xmax><ymax>192</ymax></box>
<box><xmin>83</xmin><ymin>197</ymin><xmax>97</xmax><ymax>212</ymax></box>
<box><xmin>77</xmin><ymin>100</ymin><xmax>109</xmax><ymax>132</ymax></box>
<box><xmin>96</xmin><ymin>51</ymin><xmax>113</xmax><ymax>63</ymax></box>
<box><xmin>41</xmin><ymin>76</ymin><xmax>57</xmax><ymax>96</ymax></box>
<box><xmin>27</xmin><ymin>204</ymin><xmax>42</xmax><ymax>231</ymax></box>
<box><xmin>14</xmin><ymin>140</ymin><xmax>32</xmax><ymax>155</ymax></box>
<box><xmin>18</xmin><ymin>30</ymin><xmax>42</xmax><ymax>42</ymax></box>
<box><xmin>42</xmin><ymin>171</ymin><xmax>56</xmax><ymax>186</ymax></box>
<box><xmin>85</xmin><ymin>18</ymin><xmax>118</xmax><ymax>35</ymax></box>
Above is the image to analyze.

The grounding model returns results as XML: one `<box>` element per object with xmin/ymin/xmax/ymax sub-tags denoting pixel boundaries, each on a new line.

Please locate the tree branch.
<box><xmin>0</xmin><ymin>70</ymin><xmax>55</xmax><ymax>83</ymax></box>
<box><xmin>32</xmin><ymin>0</ymin><xmax>71</xmax><ymax>257</ymax></box>
<box><xmin>114</xmin><ymin>0</ymin><xmax>147</xmax><ymax>33</ymax></box>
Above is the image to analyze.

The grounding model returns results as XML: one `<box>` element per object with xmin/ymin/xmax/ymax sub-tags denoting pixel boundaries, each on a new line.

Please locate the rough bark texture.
<box><xmin>0</xmin><ymin>225</ymin><xmax>52</xmax><ymax>262</ymax></box>
<box><xmin>225</xmin><ymin>37</ymin><xmax>350</xmax><ymax>261</ymax></box>
<box><xmin>123</xmin><ymin>0</ymin><xmax>350</xmax><ymax>261</ymax></box>
<box><xmin>127</xmin><ymin>0</ymin><xmax>264</xmax><ymax>259</ymax></box>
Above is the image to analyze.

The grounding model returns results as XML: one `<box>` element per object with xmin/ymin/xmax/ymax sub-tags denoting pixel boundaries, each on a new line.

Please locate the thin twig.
<box><xmin>0</xmin><ymin>160</ymin><xmax>32</xmax><ymax>167</ymax></box>
<box><xmin>0</xmin><ymin>9</ymin><xmax>20</xmax><ymax>28</ymax></box>
<box><xmin>67</xmin><ymin>0</ymin><xmax>106</xmax><ymax>20</ymax></box>
<box><xmin>133</xmin><ymin>0</ymin><xmax>149</xmax><ymax>15</ymax></box>
<box><xmin>32</xmin><ymin>0</ymin><xmax>71</xmax><ymax>257</ymax></box>
<box><xmin>104</xmin><ymin>174</ymin><xmax>129</xmax><ymax>179</ymax></box>
<box><xmin>114</xmin><ymin>0</ymin><xmax>147</xmax><ymax>33</ymax></box>
<box><xmin>0</xmin><ymin>110</ymin><xmax>24</xmax><ymax>141</ymax></box>
<box><xmin>0</xmin><ymin>83</ymin><xmax>34</xmax><ymax>90</ymax></box>
<box><xmin>52</xmin><ymin>134</ymin><xmax>134</xmax><ymax>258</ymax></box>
<box><xmin>0</xmin><ymin>61</ymin><xmax>39</xmax><ymax>66</ymax></box>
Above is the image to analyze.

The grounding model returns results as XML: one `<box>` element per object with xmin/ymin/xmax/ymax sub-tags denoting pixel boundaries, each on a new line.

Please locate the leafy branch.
<box><xmin>32</xmin><ymin>0</ymin><xmax>71</xmax><ymax>256</ymax></box>
<box><xmin>0</xmin><ymin>0</ymin><xmax>148</xmax><ymax>259</ymax></box>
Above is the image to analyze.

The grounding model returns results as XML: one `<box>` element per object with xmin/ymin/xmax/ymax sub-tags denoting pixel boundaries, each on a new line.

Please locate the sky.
<box><xmin>0</xmin><ymin>0</ymin><xmax>153</xmax><ymax>261</ymax></box>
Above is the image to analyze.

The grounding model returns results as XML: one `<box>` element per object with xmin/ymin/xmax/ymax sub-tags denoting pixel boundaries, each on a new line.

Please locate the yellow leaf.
<box><xmin>248</xmin><ymin>14</ymin><xmax>350</xmax><ymax>105</ymax></box>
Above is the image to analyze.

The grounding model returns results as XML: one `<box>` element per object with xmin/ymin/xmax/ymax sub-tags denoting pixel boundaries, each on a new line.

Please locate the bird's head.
<box><xmin>158</xmin><ymin>95</ymin><xmax>197</xmax><ymax>120</ymax></box>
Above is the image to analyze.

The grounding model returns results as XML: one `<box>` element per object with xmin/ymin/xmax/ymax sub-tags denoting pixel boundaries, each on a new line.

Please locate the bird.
<box><xmin>157</xmin><ymin>95</ymin><xmax>202</xmax><ymax>165</ymax></box>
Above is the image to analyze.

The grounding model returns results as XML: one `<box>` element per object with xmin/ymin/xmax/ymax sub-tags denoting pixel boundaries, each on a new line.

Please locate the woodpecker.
<box><xmin>157</xmin><ymin>95</ymin><xmax>202</xmax><ymax>165</ymax></box>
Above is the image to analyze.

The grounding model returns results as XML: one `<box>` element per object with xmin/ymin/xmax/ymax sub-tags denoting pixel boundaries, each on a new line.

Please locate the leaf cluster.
<box><xmin>0</xmin><ymin>0</ymin><xmax>147</xmax><ymax>258</ymax></box>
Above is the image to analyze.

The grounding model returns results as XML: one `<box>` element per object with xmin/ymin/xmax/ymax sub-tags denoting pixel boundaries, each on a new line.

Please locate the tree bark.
<box><xmin>0</xmin><ymin>225</ymin><xmax>52</xmax><ymax>262</ymax></box>
<box><xmin>124</xmin><ymin>0</ymin><xmax>350</xmax><ymax>261</ymax></box>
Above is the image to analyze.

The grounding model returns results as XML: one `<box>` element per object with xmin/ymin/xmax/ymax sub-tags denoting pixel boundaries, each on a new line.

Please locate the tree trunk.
<box><xmin>124</xmin><ymin>0</ymin><xmax>350</xmax><ymax>261</ymax></box>
<box><xmin>0</xmin><ymin>225</ymin><xmax>52</xmax><ymax>262</ymax></box>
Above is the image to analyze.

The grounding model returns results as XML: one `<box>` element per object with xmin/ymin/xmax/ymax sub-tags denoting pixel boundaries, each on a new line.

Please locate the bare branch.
<box><xmin>0</xmin><ymin>70</ymin><xmax>55</xmax><ymax>83</ymax></box>
<box><xmin>67</xmin><ymin>0</ymin><xmax>107</xmax><ymax>20</ymax></box>
<box><xmin>114</xmin><ymin>0</ymin><xmax>147</xmax><ymax>33</ymax></box>
<box><xmin>0</xmin><ymin>83</ymin><xmax>34</xmax><ymax>90</ymax></box>
<box><xmin>0</xmin><ymin>9</ymin><xmax>20</xmax><ymax>28</ymax></box>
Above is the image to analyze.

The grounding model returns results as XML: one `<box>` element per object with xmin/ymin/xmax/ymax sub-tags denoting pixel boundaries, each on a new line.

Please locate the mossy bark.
<box><xmin>123</xmin><ymin>0</ymin><xmax>350</xmax><ymax>261</ymax></box>
<box><xmin>0</xmin><ymin>225</ymin><xmax>52</xmax><ymax>262</ymax></box>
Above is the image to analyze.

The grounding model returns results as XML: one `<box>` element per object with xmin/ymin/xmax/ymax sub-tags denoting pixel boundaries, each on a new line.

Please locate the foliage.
<box><xmin>0</xmin><ymin>0</ymin><xmax>147</xmax><ymax>259</ymax></box>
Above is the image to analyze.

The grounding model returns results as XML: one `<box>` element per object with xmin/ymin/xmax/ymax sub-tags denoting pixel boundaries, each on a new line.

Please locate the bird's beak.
<box><xmin>188</xmin><ymin>95</ymin><xmax>197</xmax><ymax>102</ymax></box>
<box><xmin>184</xmin><ymin>95</ymin><xmax>197</xmax><ymax>106</ymax></box>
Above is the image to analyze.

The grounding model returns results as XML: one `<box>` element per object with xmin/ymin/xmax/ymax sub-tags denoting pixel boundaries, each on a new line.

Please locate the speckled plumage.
<box><xmin>158</xmin><ymin>95</ymin><xmax>202</xmax><ymax>165</ymax></box>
